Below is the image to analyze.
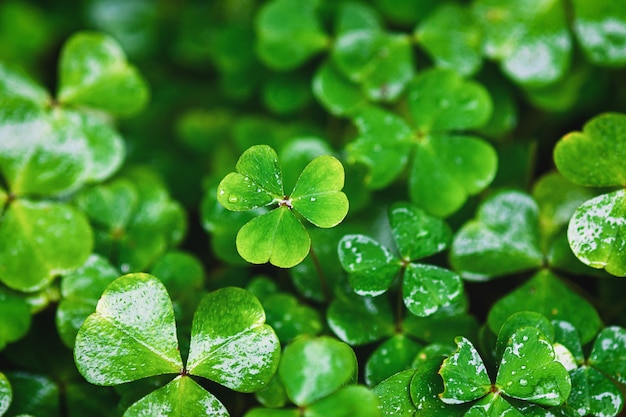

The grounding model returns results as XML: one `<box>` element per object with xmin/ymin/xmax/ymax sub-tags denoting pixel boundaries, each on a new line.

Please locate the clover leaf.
<box><xmin>0</xmin><ymin>287</ymin><xmax>31</xmax><ymax>351</ymax></box>
<box><xmin>74</xmin><ymin>273</ymin><xmax>281</xmax><ymax>415</ymax></box>
<box><xmin>339</xmin><ymin>203</ymin><xmax>462</xmax><ymax>317</ymax></box>
<box><xmin>0</xmin><ymin>372</ymin><xmax>9</xmax><ymax>416</ymax></box>
<box><xmin>365</xmin><ymin>334</ymin><xmax>422</xmax><ymax>387</ymax></box>
<box><xmin>588</xmin><ymin>326</ymin><xmax>626</xmax><ymax>386</ymax></box>
<box><xmin>217</xmin><ymin>145</ymin><xmax>349</xmax><ymax>268</ymax></box>
<box><xmin>57</xmin><ymin>31</ymin><xmax>149</xmax><ymax>116</ymax></box>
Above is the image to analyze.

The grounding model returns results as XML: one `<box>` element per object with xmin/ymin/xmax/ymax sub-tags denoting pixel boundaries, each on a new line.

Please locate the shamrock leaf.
<box><xmin>312</xmin><ymin>61</ymin><xmax>367</xmax><ymax>117</ymax></box>
<box><xmin>373</xmin><ymin>369</ymin><xmax>418</xmax><ymax>416</ymax></box>
<box><xmin>364</xmin><ymin>334</ymin><xmax>422</xmax><ymax>387</ymax></box>
<box><xmin>572</xmin><ymin>0</ymin><xmax>626</xmax><ymax>66</ymax></box>
<box><xmin>439</xmin><ymin>337</ymin><xmax>492</xmax><ymax>404</ymax></box>
<box><xmin>57</xmin><ymin>31</ymin><xmax>149</xmax><ymax>116</ymax></box>
<box><xmin>554</xmin><ymin>113</ymin><xmax>626</xmax><ymax>187</ymax></box>
<box><xmin>569</xmin><ymin>366</ymin><xmax>623</xmax><ymax>417</ymax></box>
<box><xmin>450</xmin><ymin>190</ymin><xmax>544</xmax><ymax>281</ymax></box>
<box><xmin>588</xmin><ymin>326</ymin><xmax>626</xmax><ymax>385</ymax></box>
<box><xmin>0</xmin><ymin>287</ymin><xmax>31</xmax><ymax>350</ymax></box>
<box><xmin>464</xmin><ymin>393</ymin><xmax>522</xmax><ymax>417</ymax></box>
<box><xmin>403</xmin><ymin>264</ymin><xmax>463</xmax><ymax>317</ymax></box>
<box><xmin>217</xmin><ymin>145</ymin><xmax>349</xmax><ymax>268</ymax></box>
<box><xmin>262</xmin><ymin>292</ymin><xmax>323</xmax><ymax>343</ymax></box>
<box><xmin>0</xmin><ymin>373</ymin><xmax>9</xmax><ymax>416</ymax></box>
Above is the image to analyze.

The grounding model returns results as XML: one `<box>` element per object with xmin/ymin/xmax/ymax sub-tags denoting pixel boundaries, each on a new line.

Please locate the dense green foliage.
<box><xmin>1</xmin><ymin>0</ymin><xmax>626</xmax><ymax>416</ymax></box>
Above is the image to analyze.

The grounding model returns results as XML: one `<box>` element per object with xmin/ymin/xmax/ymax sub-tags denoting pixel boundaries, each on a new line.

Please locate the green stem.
<box><xmin>309</xmin><ymin>245</ymin><xmax>331</xmax><ymax>302</ymax></box>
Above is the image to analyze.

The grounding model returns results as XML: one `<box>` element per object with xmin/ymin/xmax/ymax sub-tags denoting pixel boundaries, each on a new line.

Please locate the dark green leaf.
<box><xmin>409</xmin><ymin>358</ymin><xmax>465</xmax><ymax>416</ymax></box>
<box><xmin>365</xmin><ymin>334</ymin><xmax>422</xmax><ymax>386</ymax></box>
<box><xmin>572</xmin><ymin>0</ymin><xmax>626</xmax><ymax>66</ymax></box>
<box><xmin>450</xmin><ymin>191</ymin><xmax>544</xmax><ymax>281</ymax></box>
<box><xmin>568</xmin><ymin>366</ymin><xmax>624</xmax><ymax>417</ymax></box>
<box><xmin>245</xmin><ymin>408</ymin><xmax>300</xmax><ymax>417</ymax></box>
<box><xmin>488</xmin><ymin>270</ymin><xmax>601</xmax><ymax>344</ymax></box>
<box><xmin>0</xmin><ymin>200</ymin><xmax>93</xmax><ymax>291</ymax></box>
<box><xmin>279</xmin><ymin>336</ymin><xmax>357</xmax><ymax>406</ymax></box>
<box><xmin>439</xmin><ymin>336</ymin><xmax>491</xmax><ymax>404</ymax></box>
<box><xmin>403</xmin><ymin>264</ymin><xmax>463</xmax><ymax>317</ymax></box>
<box><xmin>335</xmin><ymin>2</ymin><xmax>382</xmax><ymax>34</ymax></box>
<box><xmin>390</xmin><ymin>203</ymin><xmax>452</xmax><ymax>260</ymax></box>
<box><xmin>74</xmin><ymin>273</ymin><xmax>183</xmax><ymax>385</ymax></box>
<box><xmin>312</xmin><ymin>62</ymin><xmax>366</xmax><ymax>117</ymax></box>
<box><xmin>404</xmin><ymin>313</ymin><xmax>479</xmax><ymax>345</ymax></box>
<box><xmin>304</xmin><ymin>385</ymin><xmax>380</xmax><ymax>417</ymax></box>
<box><xmin>373</xmin><ymin>369</ymin><xmax>417</xmax><ymax>417</ymax></box>
<box><xmin>123</xmin><ymin>376</ymin><xmax>228</xmax><ymax>417</ymax></box>
<box><xmin>279</xmin><ymin>137</ymin><xmax>333</xmax><ymax>194</ymax></box>
<box><xmin>0</xmin><ymin>287</ymin><xmax>31</xmax><ymax>350</ymax></box>
<box><xmin>0</xmin><ymin>372</ymin><xmax>10</xmax><ymax>416</ymax></box>
<box><xmin>187</xmin><ymin>287</ymin><xmax>280</xmax><ymax>392</ymax></box>
<box><xmin>254</xmin><ymin>374</ymin><xmax>288</xmax><ymax>409</ymax></box>
<box><xmin>589</xmin><ymin>326</ymin><xmax>626</xmax><ymax>385</ymax></box>
<box><xmin>264</xmin><ymin>292</ymin><xmax>322</xmax><ymax>343</ymax></box>
<box><xmin>552</xmin><ymin>320</ymin><xmax>585</xmax><ymax>364</ymax></box>
<box><xmin>4</xmin><ymin>372</ymin><xmax>59</xmax><ymax>417</ymax></box>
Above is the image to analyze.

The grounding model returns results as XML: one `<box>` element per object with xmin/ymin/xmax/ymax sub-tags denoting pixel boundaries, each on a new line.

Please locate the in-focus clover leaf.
<box><xmin>554</xmin><ymin>113</ymin><xmax>626</xmax><ymax>187</ymax></box>
<box><xmin>473</xmin><ymin>0</ymin><xmax>572</xmax><ymax>87</ymax></box>
<box><xmin>572</xmin><ymin>0</ymin><xmax>626</xmax><ymax>67</ymax></box>
<box><xmin>464</xmin><ymin>392</ymin><xmax>522</xmax><ymax>417</ymax></box>
<box><xmin>439</xmin><ymin>337</ymin><xmax>492</xmax><ymax>404</ymax></box>
<box><xmin>255</xmin><ymin>0</ymin><xmax>329</xmax><ymax>70</ymax></box>
<box><xmin>488</xmin><ymin>270</ymin><xmax>601</xmax><ymax>344</ymax></box>
<box><xmin>218</xmin><ymin>145</ymin><xmax>349</xmax><ymax>268</ymax></box>
<box><xmin>0</xmin><ymin>200</ymin><xmax>93</xmax><ymax>291</ymax></box>
<box><xmin>415</xmin><ymin>3</ymin><xmax>483</xmax><ymax>77</ymax></box>
<box><xmin>0</xmin><ymin>287</ymin><xmax>31</xmax><ymax>351</ymax></box>
<box><xmin>403</xmin><ymin>264</ymin><xmax>463</xmax><ymax>317</ymax></box>
<box><xmin>373</xmin><ymin>369</ymin><xmax>417</xmax><ymax>417</ymax></box>
<box><xmin>569</xmin><ymin>366</ymin><xmax>624</xmax><ymax>417</ymax></box>
<box><xmin>408</xmin><ymin>358</ymin><xmax>466</xmax><ymax>417</ymax></box>
<box><xmin>0</xmin><ymin>372</ymin><xmax>10</xmax><ymax>416</ymax></box>
<box><xmin>588</xmin><ymin>326</ymin><xmax>626</xmax><ymax>386</ymax></box>
<box><xmin>57</xmin><ymin>31</ymin><xmax>149</xmax><ymax>116</ymax></box>
<box><xmin>450</xmin><ymin>190</ymin><xmax>544</xmax><ymax>281</ymax></box>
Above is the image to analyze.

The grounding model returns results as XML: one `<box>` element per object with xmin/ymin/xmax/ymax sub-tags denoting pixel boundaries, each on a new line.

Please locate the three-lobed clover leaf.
<box><xmin>338</xmin><ymin>202</ymin><xmax>463</xmax><ymax>317</ymax></box>
<box><xmin>0</xmin><ymin>372</ymin><xmax>10</xmax><ymax>416</ymax></box>
<box><xmin>0</xmin><ymin>287</ymin><xmax>31</xmax><ymax>351</ymax></box>
<box><xmin>217</xmin><ymin>145</ymin><xmax>349</xmax><ymax>268</ymax></box>
<box><xmin>74</xmin><ymin>273</ymin><xmax>281</xmax><ymax>415</ymax></box>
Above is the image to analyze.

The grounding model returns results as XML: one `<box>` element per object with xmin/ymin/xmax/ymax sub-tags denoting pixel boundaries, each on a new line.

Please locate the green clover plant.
<box><xmin>217</xmin><ymin>144</ymin><xmax>349</xmax><ymax>268</ymax></box>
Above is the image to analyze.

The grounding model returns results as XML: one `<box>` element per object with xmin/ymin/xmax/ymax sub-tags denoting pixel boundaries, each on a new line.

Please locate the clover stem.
<box><xmin>395</xmin><ymin>264</ymin><xmax>408</xmax><ymax>332</ymax></box>
<box><xmin>309</xmin><ymin>245</ymin><xmax>331</xmax><ymax>302</ymax></box>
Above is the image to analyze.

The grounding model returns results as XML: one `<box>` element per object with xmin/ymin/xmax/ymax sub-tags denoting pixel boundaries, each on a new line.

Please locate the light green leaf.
<box><xmin>305</xmin><ymin>385</ymin><xmax>381</xmax><ymax>417</ymax></box>
<box><xmin>0</xmin><ymin>372</ymin><xmax>10</xmax><ymax>416</ymax></box>
<box><xmin>450</xmin><ymin>191</ymin><xmax>544</xmax><ymax>281</ymax></box>
<box><xmin>335</xmin><ymin>2</ymin><xmax>382</xmax><ymax>34</ymax></box>
<box><xmin>589</xmin><ymin>326</ymin><xmax>626</xmax><ymax>385</ymax></box>
<box><xmin>312</xmin><ymin>62</ymin><xmax>366</xmax><ymax>117</ymax></box>
<box><xmin>338</xmin><ymin>234</ymin><xmax>401</xmax><ymax>297</ymax></box>
<box><xmin>552</xmin><ymin>320</ymin><xmax>585</xmax><ymax>364</ymax></box>
<box><xmin>465</xmin><ymin>392</ymin><xmax>523</xmax><ymax>417</ymax></box>
<box><xmin>236</xmin><ymin>207</ymin><xmax>310</xmax><ymax>268</ymax></box>
<box><xmin>218</xmin><ymin>145</ymin><xmax>283</xmax><ymax>211</ymax></box>
<box><xmin>264</xmin><ymin>292</ymin><xmax>322</xmax><ymax>343</ymax></box>
<box><xmin>255</xmin><ymin>0</ymin><xmax>329</xmax><ymax>70</ymax></box>
<box><xmin>347</xmin><ymin>106</ymin><xmax>413</xmax><ymax>189</ymax></box>
<box><xmin>410</xmin><ymin>134</ymin><xmax>498</xmax><ymax>217</ymax></box>
<box><xmin>187</xmin><ymin>287</ymin><xmax>280</xmax><ymax>392</ymax></box>
<box><xmin>56</xmin><ymin>254</ymin><xmax>119</xmax><ymax>348</ymax></box>
<box><xmin>0</xmin><ymin>200</ymin><xmax>93</xmax><ymax>291</ymax></box>
<box><xmin>57</xmin><ymin>31</ymin><xmax>149</xmax><ymax>116</ymax></box>
<box><xmin>568</xmin><ymin>366</ymin><xmax>624</xmax><ymax>417</ymax></box>
<box><xmin>365</xmin><ymin>334</ymin><xmax>422</xmax><ymax>386</ymax></box>
<box><xmin>390</xmin><ymin>203</ymin><xmax>452</xmax><ymax>261</ymax></box>
<box><xmin>279</xmin><ymin>336</ymin><xmax>357</xmax><ymax>406</ymax></box>
<box><xmin>254</xmin><ymin>373</ymin><xmax>288</xmax><ymax>409</ymax></box>
<box><xmin>488</xmin><ymin>270</ymin><xmax>601</xmax><ymax>344</ymax></box>
<box><xmin>494</xmin><ymin>312</ymin><xmax>555</xmax><ymax>364</ymax></box>
<box><xmin>123</xmin><ymin>376</ymin><xmax>228</xmax><ymax>417</ymax></box>
<box><xmin>0</xmin><ymin>62</ymin><xmax>50</xmax><ymax>104</ymax></box>
<box><xmin>279</xmin><ymin>137</ymin><xmax>334</xmax><ymax>193</ymax></box>
<box><xmin>291</xmin><ymin>155</ymin><xmax>349</xmax><ymax>228</ymax></box>
<box><xmin>246</xmin><ymin>408</ymin><xmax>300</xmax><ymax>417</ymax></box>
<box><xmin>496</xmin><ymin>327</ymin><xmax>571</xmax><ymax>406</ymax></box>
<box><xmin>408</xmin><ymin>68</ymin><xmax>492</xmax><ymax>132</ymax></box>
<box><xmin>439</xmin><ymin>337</ymin><xmax>491</xmax><ymax>404</ymax></box>
<box><xmin>415</xmin><ymin>3</ymin><xmax>482</xmax><ymax>77</ymax></box>
<box><xmin>567</xmin><ymin>190</ymin><xmax>626</xmax><ymax>276</ymax></box>
<box><xmin>373</xmin><ymin>369</ymin><xmax>417</xmax><ymax>417</ymax></box>
<box><xmin>403</xmin><ymin>264</ymin><xmax>463</xmax><ymax>317</ymax></box>
<box><xmin>572</xmin><ymin>0</ymin><xmax>626</xmax><ymax>66</ymax></box>
<box><xmin>554</xmin><ymin>113</ymin><xmax>626</xmax><ymax>187</ymax></box>
<box><xmin>74</xmin><ymin>273</ymin><xmax>183</xmax><ymax>385</ymax></box>
<box><xmin>409</xmin><ymin>358</ymin><xmax>465</xmax><ymax>416</ymax></box>
<box><xmin>0</xmin><ymin>287</ymin><xmax>31</xmax><ymax>351</ymax></box>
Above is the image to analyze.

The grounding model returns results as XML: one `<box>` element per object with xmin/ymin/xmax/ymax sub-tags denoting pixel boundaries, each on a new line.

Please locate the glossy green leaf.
<box><xmin>279</xmin><ymin>137</ymin><xmax>334</xmax><ymax>193</ymax></box>
<box><xmin>74</xmin><ymin>273</ymin><xmax>183</xmax><ymax>385</ymax></box>
<box><xmin>390</xmin><ymin>203</ymin><xmax>452</xmax><ymax>260</ymax></box>
<box><xmin>123</xmin><ymin>376</ymin><xmax>228</xmax><ymax>417</ymax></box>
<box><xmin>304</xmin><ymin>385</ymin><xmax>380</xmax><ymax>417</ymax></box>
<box><xmin>408</xmin><ymin>69</ymin><xmax>492</xmax><ymax>132</ymax></box>
<box><xmin>0</xmin><ymin>372</ymin><xmax>10</xmax><ymax>416</ymax></box>
<box><xmin>263</xmin><ymin>292</ymin><xmax>322</xmax><ymax>343</ymax></box>
<box><xmin>335</xmin><ymin>2</ymin><xmax>382</xmax><ymax>34</ymax></box>
<box><xmin>236</xmin><ymin>207</ymin><xmax>310</xmax><ymax>268</ymax></box>
<box><xmin>327</xmin><ymin>289</ymin><xmax>395</xmax><ymax>345</ymax></box>
<box><xmin>567</xmin><ymin>190</ymin><xmax>626</xmax><ymax>276</ymax></box>
<box><xmin>410</xmin><ymin>134</ymin><xmax>497</xmax><ymax>217</ymax></box>
<box><xmin>312</xmin><ymin>62</ymin><xmax>366</xmax><ymax>117</ymax></box>
<box><xmin>403</xmin><ymin>264</ymin><xmax>463</xmax><ymax>317</ymax></box>
<box><xmin>255</xmin><ymin>0</ymin><xmax>329</xmax><ymax>70</ymax></box>
<box><xmin>279</xmin><ymin>336</ymin><xmax>357</xmax><ymax>406</ymax></box>
<box><xmin>56</xmin><ymin>254</ymin><xmax>119</xmax><ymax>348</ymax></box>
<box><xmin>413</xmin><ymin>344</ymin><xmax>456</xmax><ymax>365</ymax></box>
<box><xmin>552</xmin><ymin>320</ymin><xmax>585</xmax><ymax>364</ymax></box>
<box><xmin>572</xmin><ymin>0</ymin><xmax>626</xmax><ymax>66</ymax></box>
<box><xmin>347</xmin><ymin>106</ymin><xmax>413</xmax><ymax>189</ymax></box>
<box><xmin>554</xmin><ymin>113</ymin><xmax>626</xmax><ymax>187</ymax></box>
<box><xmin>488</xmin><ymin>270</ymin><xmax>601</xmax><ymax>344</ymax></box>
<box><xmin>473</xmin><ymin>0</ymin><xmax>572</xmax><ymax>87</ymax></box>
<box><xmin>494</xmin><ymin>312</ymin><xmax>555</xmax><ymax>364</ymax></box>
<box><xmin>568</xmin><ymin>366</ymin><xmax>623</xmax><ymax>417</ymax></box>
<box><xmin>465</xmin><ymin>392</ymin><xmax>522</xmax><ymax>417</ymax></box>
<box><xmin>373</xmin><ymin>369</ymin><xmax>417</xmax><ymax>417</ymax></box>
<box><xmin>415</xmin><ymin>3</ymin><xmax>482</xmax><ymax>77</ymax></box>
<box><xmin>254</xmin><ymin>374</ymin><xmax>288</xmax><ymax>409</ymax></box>
<box><xmin>57</xmin><ymin>31</ymin><xmax>149</xmax><ymax>116</ymax></box>
<box><xmin>338</xmin><ymin>234</ymin><xmax>401</xmax><ymax>297</ymax></box>
<box><xmin>0</xmin><ymin>200</ymin><xmax>93</xmax><ymax>291</ymax></box>
<box><xmin>589</xmin><ymin>326</ymin><xmax>626</xmax><ymax>385</ymax></box>
<box><xmin>496</xmin><ymin>327</ymin><xmax>571</xmax><ymax>406</ymax></box>
<box><xmin>218</xmin><ymin>145</ymin><xmax>283</xmax><ymax>211</ymax></box>
<box><xmin>246</xmin><ymin>408</ymin><xmax>300</xmax><ymax>417</ymax></box>
<box><xmin>409</xmin><ymin>358</ymin><xmax>465</xmax><ymax>416</ymax></box>
<box><xmin>0</xmin><ymin>287</ymin><xmax>31</xmax><ymax>350</ymax></box>
<box><xmin>187</xmin><ymin>287</ymin><xmax>280</xmax><ymax>392</ymax></box>
<box><xmin>291</xmin><ymin>155</ymin><xmax>349</xmax><ymax>228</ymax></box>
<box><xmin>4</xmin><ymin>372</ymin><xmax>59</xmax><ymax>417</ymax></box>
<box><xmin>365</xmin><ymin>334</ymin><xmax>422</xmax><ymax>386</ymax></box>
<box><xmin>450</xmin><ymin>191</ymin><xmax>544</xmax><ymax>281</ymax></box>
<box><xmin>439</xmin><ymin>337</ymin><xmax>491</xmax><ymax>404</ymax></box>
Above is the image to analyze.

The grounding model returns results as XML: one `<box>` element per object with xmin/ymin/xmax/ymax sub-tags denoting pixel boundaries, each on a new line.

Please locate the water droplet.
<box><xmin>120</xmin><ymin>263</ymin><xmax>130</xmax><ymax>273</ymax></box>
<box><xmin>519</xmin><ymin>379</ymin><xmax>528</xmax><ymax>386</ymax></box>
<box><xmin>228</xmin><ymin>195</ymin><xmax>239</xmax><ymax>203</ymax></box>
<box><xmin>310</xmin><ymin>197</ymin><xmax>316</xmax><ymax>202</ymax></box>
